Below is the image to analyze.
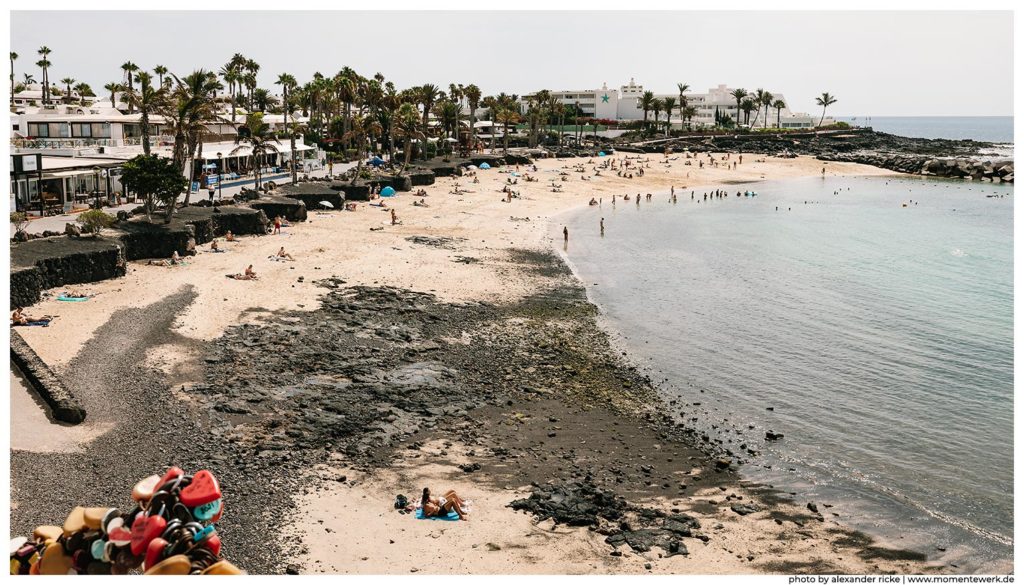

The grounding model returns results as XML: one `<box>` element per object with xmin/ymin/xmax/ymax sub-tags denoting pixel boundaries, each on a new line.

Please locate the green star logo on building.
<box><xmin>601</xmin><ymin>94</ymin><xmax>610</xmax><ymax>103</ymax></box>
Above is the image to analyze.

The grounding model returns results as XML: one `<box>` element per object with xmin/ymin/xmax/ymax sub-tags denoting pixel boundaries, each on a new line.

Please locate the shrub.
<box><xmin>77</xmin><ymin>209</ymin><xmax>116</xmax><ymax>236</ymax></box>
<box><xmin>10</xmin><ymin>212</ymin><xmax>28</xmax><ymax>236</ymax></box>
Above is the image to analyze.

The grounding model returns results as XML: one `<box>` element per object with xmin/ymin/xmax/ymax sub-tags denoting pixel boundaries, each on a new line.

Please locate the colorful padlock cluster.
<box><xmin>9</xmin><ymin>467</ymin><xmax>242</xmax><ymax>575</ymax></box>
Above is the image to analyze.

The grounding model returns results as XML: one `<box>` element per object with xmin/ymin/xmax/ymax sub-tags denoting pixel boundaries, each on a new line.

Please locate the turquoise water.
<box><xmin>562</xmin><ymin>176</ymin><xmax>1013</xmax><ymax>571</ymax></box>
<box><xmin>837</xmin><ymin>116</ymin><xmax>1014</xmax><ymax>143</ymax></box>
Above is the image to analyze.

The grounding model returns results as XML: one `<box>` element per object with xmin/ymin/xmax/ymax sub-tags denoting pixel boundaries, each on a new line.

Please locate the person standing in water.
<box><xmin>600</xmin><ymin>217</ymin><xmax>605</xmax><ymax>236</ymax></box>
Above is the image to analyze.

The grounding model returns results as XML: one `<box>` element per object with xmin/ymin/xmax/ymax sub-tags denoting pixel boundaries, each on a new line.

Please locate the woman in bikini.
<box><xmin>421</xmin><ymin>487</ymin><xmax>469</xmax><ymax>521</ymax></box>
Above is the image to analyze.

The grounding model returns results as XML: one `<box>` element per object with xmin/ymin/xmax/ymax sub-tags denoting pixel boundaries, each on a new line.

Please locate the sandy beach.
<box><xmin>12</xmin><ymin>152</ymin><xmax>941</xmax><ymax>575</ymax></box>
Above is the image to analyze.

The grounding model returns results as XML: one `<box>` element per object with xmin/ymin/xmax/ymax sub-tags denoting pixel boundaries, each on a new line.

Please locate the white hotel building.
<box><xmin>521</xmin><ymin>79</ymin><xmax>827</xmax><ymax>129</ymax></box>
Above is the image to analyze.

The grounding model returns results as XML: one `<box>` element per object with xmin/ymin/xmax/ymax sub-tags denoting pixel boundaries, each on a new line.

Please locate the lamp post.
<box><xmin>92</xmin><ymin>165</ymin><xmax>101</xmax><ymax>209</ymax></box>
<box><xmin>217</xmin><ymin>152</ymin><xmax>223</xmax><ymax>201</ymax></box>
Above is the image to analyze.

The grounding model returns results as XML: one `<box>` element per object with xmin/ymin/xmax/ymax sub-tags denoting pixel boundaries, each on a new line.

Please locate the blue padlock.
<box><xmin>192</xmin><ymin>524</ymin><xmax>215</xmax><ymax>543</ymax></box>
<box><xmin>192</xmin><ymin>499</ymin><xmax>222</xmax><ymax>523</ymax></box>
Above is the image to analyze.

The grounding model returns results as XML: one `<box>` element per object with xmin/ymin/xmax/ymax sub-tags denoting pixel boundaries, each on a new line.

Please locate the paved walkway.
<box><xmin>23</xmin><ymin>164</ymin><xmax>355</xmax><ymax>235</ymax></box>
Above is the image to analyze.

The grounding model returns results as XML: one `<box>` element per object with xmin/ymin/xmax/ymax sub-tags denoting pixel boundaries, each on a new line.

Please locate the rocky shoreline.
<box><xmin>11</xmin><ymin>237</ymin><xmax>937</xmax><ymax>574</ymax></box>
<box><xmin>614</xmin><ymin>129</ymin><xmax>1013</xmax><ymax>183</ymax></box>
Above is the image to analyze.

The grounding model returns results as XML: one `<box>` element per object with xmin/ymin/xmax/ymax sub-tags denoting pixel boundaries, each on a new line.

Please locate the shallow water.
<box><xmin>561</xmin><ymin>175</ymin><xmax>1014</xmax><ymax>571</ymax></box>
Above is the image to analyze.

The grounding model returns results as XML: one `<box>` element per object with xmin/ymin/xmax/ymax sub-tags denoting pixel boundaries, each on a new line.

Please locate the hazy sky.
<box><xmin>10</xmin><ymin>11</ymin><xmax>1014</xmax><ymax>116</ymax></box>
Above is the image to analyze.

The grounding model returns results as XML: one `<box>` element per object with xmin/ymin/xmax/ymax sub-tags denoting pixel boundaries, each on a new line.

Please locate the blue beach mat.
<box><xmin>57</xmin><ymin>295</ymin><xmax>89</xmax><ymax>302</ymax></box>
<box><xmin>414</xmin><ymin>508</ymin><xmax>460</xmax><ymax>521</ymax></box>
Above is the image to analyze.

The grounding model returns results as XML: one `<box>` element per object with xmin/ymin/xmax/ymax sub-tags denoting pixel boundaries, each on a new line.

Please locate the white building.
<box><xmin>521</xmin><ymin>80</ymin><xmax>831</xmax><ymax>129</ymax></box>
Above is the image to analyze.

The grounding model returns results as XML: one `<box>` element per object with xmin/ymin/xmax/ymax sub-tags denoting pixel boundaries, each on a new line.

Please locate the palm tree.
<box><xmin>153</xmin><ymin>65</ymin><xmax>168</xmax><ymax>88</ymax></box>
<box><xmin>750</xmin><ymin>89</ymin><xmax>767</xmax><ymax>127</ymax></box>
<box><xmin>36</xmin><ymin>46</ymin><xmax>52</xmax><ymax>105</ymax></box>
<box><xmin>815</xmin><ymin>92</ymin><xmax>838</xmax><ymax>127</ymax></box>
<box><xmin>104</xmin><ymin>82</ymin><xmax>122</xmax><ymax>108</ymax></box>
<box><xmin>464</xmin><ymin>84</ymin><xmax>481</xmax><ymax>151</ymax></box>
<box><xmin>495</xmin><ymin>105</ymin><xmax>520</xmax><ymax>154</ymax></box>
<box><xmin>730</xmin><ymin>88</ymin><xmax>747</xmax><ymax>128</ymax></box>
<box><xmin>60</xmin><ymin>77</ymin><xmax>75</xmax><ymax>104</ymax></box>
<box><xmin>740</xmin><ymin>98</ymin><xmax>757</xmax><ymax>126</ymax></box>
<box><xmin>651</xmin><ymin>98</ymin><xmax>663</xmax><ymax>134</ymax></box>
<box><xmin>772</xmin><ymin>99</ymin><xmax>786</xmax><ymax>129</ymax></box>
<box><xmin>676</xmin><ymin>83</ymin><xmax>690</xmax><ymax>131</ymax></box>
<box><xmin>127</xmin><ymin>71</ymin><xmax>166</xmax><ymax>156</ymax></box>
<box><xmin>418</xmin><ymin>83</ymin><xmax>440</xmax><ymax>159</ymax></box>
<box><xmin>9</xmin><ymin>52</ymin><xmax>17</xmax><ymax>106</ymax></box>
<box><xmin>276</xmin><ymin>73</ymin><xmax>298</xmax><ymax>182</ymax></box>
<box><xmin>343</xmin><ymin>114</ymin><xmax>383</xmax><ymax>184</ymax></box>
<box><xmin>160</xmin><ymin>69</ymin><xmax>221</xmax><ymax>215</ymax></box>
<box><xmin>233</xmin><ymin>112</ymin><xmax>280</xmax><ymax>191</ymax></box>
<box><xmin>640</xmin><ymin>90</ymin><xmax>655</xmax><ymax>131</ymax></box>
<box><xmin>73</xmin><ymin>82</ymin><xmax>92</xmax><ymax>106</ymax></box>
<box><xmin>393</xmin><ymin>102</ymin><xmax>423</xmax><ymax>173</ymax></box>
<box><xmin>683</xmin><ymin>105</ymin><xmax>698</xmax><ymax>131</ymax></box>
<box><xmin>662</xmin><ymin>96</ymin><xmax>677</xmax><ymax>136</ymax></box>
<box><xmin>23</xmin><ymin>73</ymin><xmax>35</xmax><ymax>85</ymax></box>
<box><xmin>759</xmin><ymin>90</ymin><xmax>774</xmax><ymax>129</ymax></box>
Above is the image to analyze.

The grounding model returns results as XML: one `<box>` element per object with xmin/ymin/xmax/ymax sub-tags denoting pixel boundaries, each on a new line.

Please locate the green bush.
<box><xmin>10</xmin><ymin>212</ymin><xmax>28</xmax><ymax>235</ymax></box>
<box><xmin>77</xmin><ymin>209</ymin><xmax>116</xmax><ymax>236</ymax></box>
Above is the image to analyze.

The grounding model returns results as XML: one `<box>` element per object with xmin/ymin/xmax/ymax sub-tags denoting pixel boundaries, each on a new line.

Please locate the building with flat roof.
<box><xmin>521</xmin><ymin>80</ymin><xmax>831</xmax><ymax>129</ymax></box>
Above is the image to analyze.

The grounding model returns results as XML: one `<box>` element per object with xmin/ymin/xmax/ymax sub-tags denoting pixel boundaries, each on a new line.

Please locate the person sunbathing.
<box><xmin>11</xmin><ymin>307</ymin><xmax>53</xmax><ymax>327</ymax></box>
<box><xmin>211</xmin><ymin>240</ymin><xmax>227</xmax><ymax>253</ymax></box>
<box><xmin>148</xmin><ymin>251</ymin><xmax>182</xmax><ymax>267</ymax></box>
<box><xmin>420</xmin><ymin>487</ymin><xmax>469</xmax><ymax>521</ymax></box>
<box><xmin>276</xmin><ymin>247</ymin><xmax>295</xmax><ymax>261</ymax></box>
<box><xmin>228</xmin><ymin>265</ymin><xmax>258</xmax><ymax>280</ymax></box>
<box><xmin>225</xmin><ymin>230</ymin><xmax>236</xmax><ymax>242</ymax></box>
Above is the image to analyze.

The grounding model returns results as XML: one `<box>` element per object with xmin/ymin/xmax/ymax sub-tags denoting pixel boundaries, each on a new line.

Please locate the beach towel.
<box><xmin>56</xmin><ymin>295</ymin><xmax>89</xmax><ymax>302</ymax></box>
<box><xmin>414</xmin><ymin>508</ymin><xmax>460</xmax><ymax>521</ymax></box>
<box><xmin>13</xmin><ymin>320</ymin><xmax>52</xmax><ymax>327</ymax></box>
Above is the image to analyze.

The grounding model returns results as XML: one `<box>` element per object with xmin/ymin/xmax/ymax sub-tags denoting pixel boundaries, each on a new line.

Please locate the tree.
<box><xmin>640</xmin><ymin>90</ymin><xmax>655</xmax><ymax>130</ymax></box>
<box><xmin>120</xmin><ymin>154</ymin><xmax>188</xmax><ymax>221</ymax></box>
<box><xmin>233</xmin><ymin>112</ymin><xmax>281</xmax><ymax>191</ymax></box>
<box><xmin>275</xmin><ymin>74</ymin><xmax>299</xmax><ymax>182</ymax></box>
<box><xmin>662</xmin><ymin>97</ymin><xmax>677</xmax><ymax>135</ymax></box>
<box><xmin>73</xmin><ymin>82</ymin><xmax>93</xmax><ymax>106</ymax></box>
<box><xmin>683</xmin><ymin>105</ymin><xmax>698</xmax><ymax>131</ymax></box>
<box><xmin>61</xmin><ymin>77</ymin><xmax>75</xmax><ymax>104</ymax></box>
<box><xmin>730</xmin><ymin>88</ymin><xmax>748</xmax><ymax>127</ymax></box>
<box><xmin>160</xmin><ymin>70</ymin><xmax>222</xmax><ymax>210</ymax></box>
<box><xmin>343</xmin><ymin>114</ymin><xmax>383</xmax><ymax>184</ymax></box>
<box><xmin>494</xmin><ymin>103</ymin><xmax>520</xmax><ymax>154</ymax></box>
<box><xmin>104</xmin><ymin>82</ymin><xmax>122</xmax><ymax>108</ymax></box>
<box><xmin>121</xmin><ymin>62</ymin><xmax>138</xmax><ymax>111</ymax></box>
<box><xmin>10</xmin><ymin>212</ymin><xmax>28</xmax><ymax>237</ymax></box>
<box><xmin>759</xmin><ymin>90</ymin><xmax>774</xmax><ymax>129</ymax></box>
<box><xmin>77</xmin><ymin>209</ymin><xmax>116</xmax><ymax>236</ymax></box>
<box><xmin>418</xmin><ymin>84</ymin><xmax>440</xmax><ymax>159</ymax></box>
<box><xmin>153</xmin><ymin>65</ymin><xmax>168</xmax><ymax>88</ymax></box>
<box><xmin>676</xmin><ymin>83</ymin><xmax>690</xmax><ymax>131</ymax></box>
<box><xmin>772</xmin><ymin>99</ymin><xmax>786</xmax><ymax>129</ymax></box>
<box><xmin>37</xmin><ymin>47</ymin><xmax>51</xmax><ymax>104</ymax></box>
<box><xmin>126</xmin><ymin>71</ymin><xmax>166</xmax><ymax>156</ymax></box>
<box><xmin>464</xmin><ymin>84</ymin><xmax>481</xmax><ymax>151</ymax></box>
<box><xmin>393</xmin><ymin>102</ymin><xmax>422</xmax><ymax>174</ymax></box>
<box><xmin>9</xmin><ymin>52</ymin><xmax>16</xmax><ymax>107</ymax></box>
<box><xmin>815</xmin><ymin>92</ymin><xmax>838</xmax><ymax>127</ymax></box>
<box><xmin>740</xmin><ymin>98</ymin><xmax>757</xmax><ymax>126</ymax></box>
<box><xmin>651</xmin><ymin>98</ymin><xmax>663</xmax><ymax>134</ymax></box>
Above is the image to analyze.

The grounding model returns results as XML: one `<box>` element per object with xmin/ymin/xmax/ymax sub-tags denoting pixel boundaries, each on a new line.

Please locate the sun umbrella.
<box><xmin>380</xmin><ymin>186</ymin><xmax>396</xmax><ymax>197</ymax></box>
<box><xmin>479</xmin><ymin>162</ymin><xmax>491</xmax><ymax>170</ymax></box>
<box><xmin>319</xmin><ymin>201</ymin><xmax>334</xmax><ymax>209</ymax></box>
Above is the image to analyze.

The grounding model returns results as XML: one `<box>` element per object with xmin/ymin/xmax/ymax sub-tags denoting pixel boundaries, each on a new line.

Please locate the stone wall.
<box><xmin>116</xmin><ymin>220</ymin><xmax>197</xmax><ymax>261</ymax></box>
<box><xmin>11</xmin><ymin>236</ymin><xmax>126</xmax><ymax>300</ymax></box>
<box><xmin>251</xmin><ymin>196</ymin><xmax>308</xmax><ymax>222</ymax></box>
<box><xmin>11</xmin><ymin>330</ymin><xmax>86</xmax><ymax>424</ymax></box>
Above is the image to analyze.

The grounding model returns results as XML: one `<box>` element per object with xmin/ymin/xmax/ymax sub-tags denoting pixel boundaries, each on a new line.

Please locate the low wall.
<box><xmin>367</xmin><ymin>175</ymin><xmax>413</xmax><ymax>192</ymax></box>
<box><xmin>251</xmin><ymin>196</ymin><xmax>308</xmax><ymax>222</ymax></box>
<box><xmin>176</xmin><ymin>206</ymin><xmax>269</xmax><ymax>239</ymax></box>
<box><xmin>116</xmin><ymin>220</ymin><xmax>197</xmax><ymax>261</ymax></box>
<box><xmin>11</xmin><ymin>330</ymin><xmax>86</xmax><ymax>424</ymax></box>
<box><xmin>408</xmin><ymin>169</ymin><xmax>436</xmax><ymax>186</ymax></box>
<box><xmin>11</xmin><ymin>236</ymin><xmax>126</xmax><ymax>303</ymax></box>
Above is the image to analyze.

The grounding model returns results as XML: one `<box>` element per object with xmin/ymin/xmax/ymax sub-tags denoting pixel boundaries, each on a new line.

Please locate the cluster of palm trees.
<box><xmin>636</xmin><ymin>83</ymin><xmax>700</xmax><ymax>135</ymax></box>
<box><xmin>9</xmin><ymin>48</ymin><xmax>95</xmax><ymax>107</ymax></box>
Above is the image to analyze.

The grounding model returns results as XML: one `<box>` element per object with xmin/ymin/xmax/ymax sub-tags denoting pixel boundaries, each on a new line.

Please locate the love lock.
<box><xmin>192</xmin><ymin>498</ymin><xmax>222</xmax><ymax>522</ymax></box>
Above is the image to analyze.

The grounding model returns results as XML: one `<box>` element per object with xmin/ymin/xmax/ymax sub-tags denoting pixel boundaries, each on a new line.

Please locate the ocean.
<box><xmin>561</xmin><ymin>175</ymin><xmax>1014</xmax><ymax>571</ymax></box>
<box><xmin>837</xmin><ymin>116</ymin><xmax>1014</xmax><ymax>144</ymax></box>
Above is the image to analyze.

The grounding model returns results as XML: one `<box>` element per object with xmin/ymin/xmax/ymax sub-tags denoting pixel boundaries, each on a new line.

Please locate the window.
<box><xmin>28</xmin><ymin>122</ymin><xmax>48</xmax><ymax>137</ymax></box>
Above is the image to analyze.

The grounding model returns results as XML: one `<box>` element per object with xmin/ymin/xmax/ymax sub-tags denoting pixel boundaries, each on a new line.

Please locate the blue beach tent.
<box><xmin>369</xmin><ymin>156</ymin><xmax>386</xmax><ymax>167</ymax></box>
<box><xmin>479</xmin><ymin>162</ymin><xmax>491</xmax><ymax>170</ymax></box>
<box><xmin>380</xmin><ymin>186</ymin><xmax>397</xmax><ymax>197</ymax></box>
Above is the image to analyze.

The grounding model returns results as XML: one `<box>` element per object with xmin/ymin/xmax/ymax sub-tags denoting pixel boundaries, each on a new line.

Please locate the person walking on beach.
<box><xmin>563</xmin><ymin>226</ymin><xmax>569</xmax><ymax>243</ymax></box>
<box><xmin>273</xmin><ymin>216</ymin><xmax>282</xmax><ymax>235</ymax></box>
<box><xmin>600</xmin><ymin>218</ymin><xmax>605</xmax><ymax>236</ymax></box>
